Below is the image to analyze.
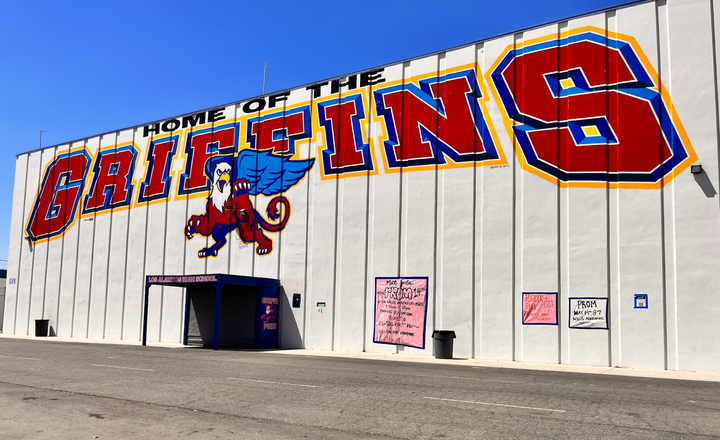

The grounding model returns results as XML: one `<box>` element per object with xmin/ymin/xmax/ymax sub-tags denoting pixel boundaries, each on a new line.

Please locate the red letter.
<box><xmin>178</xmin><ymin>124</ymin><xmax>237</xmax><ymax>195</ymax></box>
<box><xmin>318</xmin><ymin>94</ymin><xmax>374</xmax><ymax>176</ymax></box>
<box><xmin>138</xmin><ymin>135</ymin><xmax>178</xmax><ymax>203</ymax></box>
<box><xmin>489</xmin><ymin>28</ymin><xmax>696</xmax><ymax>186</ymax></box>
<box><xmin>26</xmin><ymin>149</ymin><xmax>91</xmax><ymax>241</ymax></box>
<box><xmin>247</xmin><ymin>106</ymin><xmax>311</xmax><ymax>154</ymax></box>
<box><xmin>83</xmin><ymin>145</ymin><xmax>138</xmax><ymax>213</ymax></box>
<box><xmin>374</xmin><ymin>69</ymin><xmax>501</xmax><ymax>169</ymax></box>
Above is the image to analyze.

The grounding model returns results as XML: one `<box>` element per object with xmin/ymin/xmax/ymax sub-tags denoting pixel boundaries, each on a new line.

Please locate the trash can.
<box><xmin>35</xmin><ymin>319</ymin><xmax>49</xmax><ymax>337</ymax></box>
<box><xmin>432</xmin><ymin>330</ymin><xmax>456</xmax><ymax>359</ymax></box>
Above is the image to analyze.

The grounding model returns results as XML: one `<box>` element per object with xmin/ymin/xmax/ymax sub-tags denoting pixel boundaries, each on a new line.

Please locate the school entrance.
<box><xmin>142</xmin><ymin>274</ymin><xmax>280</xmax><ymax>349</ymax></box>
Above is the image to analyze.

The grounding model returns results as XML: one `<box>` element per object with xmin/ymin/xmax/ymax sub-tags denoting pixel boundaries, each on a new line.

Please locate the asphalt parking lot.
<box><xmin>0</xmin><ymin>337</ymin><xmax>719</xmax><ymax>439</ymax></box>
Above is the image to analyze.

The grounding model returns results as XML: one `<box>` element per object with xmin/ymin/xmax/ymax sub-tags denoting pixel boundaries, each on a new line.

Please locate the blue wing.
<box><xmin>235</xmin><ymin>149</ymin><xmax>315</xmax><ymax>196</ymax></box>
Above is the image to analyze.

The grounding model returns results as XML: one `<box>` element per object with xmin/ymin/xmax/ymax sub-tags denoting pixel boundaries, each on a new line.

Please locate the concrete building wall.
<box><xmin>4</xmin><ymin>0</ymin><xmax>719</xmax><ymax>372</ymax></box>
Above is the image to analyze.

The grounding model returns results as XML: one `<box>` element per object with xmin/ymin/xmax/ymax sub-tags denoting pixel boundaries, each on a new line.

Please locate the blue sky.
<box><xmin>0</xmin><ymin>0</ymin><xmax>637</xmax><ymax>268</ymax></box>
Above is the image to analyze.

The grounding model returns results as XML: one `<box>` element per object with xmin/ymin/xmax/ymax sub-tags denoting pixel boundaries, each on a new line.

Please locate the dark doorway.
<box><xmin>185</xmin><ymin>285</ymin><xmax>257</xmax><ymax>348</ymax></box>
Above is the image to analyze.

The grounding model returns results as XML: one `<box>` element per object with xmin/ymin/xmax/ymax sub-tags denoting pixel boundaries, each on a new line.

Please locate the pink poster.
<box><xmin>374</xmin><ymin>277</ymin><xmax>428</xmax><ymax>349</ymax></box>
<box><xmin>522</xmin><ymin>292</ymin><xmax>558</xmax><ymax>325</ymax></box>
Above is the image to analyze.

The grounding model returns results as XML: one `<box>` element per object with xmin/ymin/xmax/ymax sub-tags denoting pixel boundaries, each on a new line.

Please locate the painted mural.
<box><xmin>184</xmin><ymin>150</ymin><xmax>313</xmax><ymax>258</ymax></box>
<box><xmin>24</xmin><ymin>26</ymin><xmax>697</xmax><ymax>250</ymax></box>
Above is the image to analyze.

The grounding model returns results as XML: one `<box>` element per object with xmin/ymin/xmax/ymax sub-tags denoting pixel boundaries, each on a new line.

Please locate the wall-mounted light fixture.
<box><xmin>691</xmin><ymin>164</ymin><xmax>703</xmax><ymax>174</ymax></box>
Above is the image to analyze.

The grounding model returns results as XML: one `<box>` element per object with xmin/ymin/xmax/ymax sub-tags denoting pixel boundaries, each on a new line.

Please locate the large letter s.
<box><xmin>488</xmin><ymin>27</ymin><xmax>696</xmax><ymax>188</ymax></box>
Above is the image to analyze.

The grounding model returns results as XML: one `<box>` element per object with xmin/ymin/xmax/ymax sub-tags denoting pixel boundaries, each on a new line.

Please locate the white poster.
<box><xmin>569</xmin><ymin>298</ymin><xmax>608</xmax><ymax>329</ymax></box>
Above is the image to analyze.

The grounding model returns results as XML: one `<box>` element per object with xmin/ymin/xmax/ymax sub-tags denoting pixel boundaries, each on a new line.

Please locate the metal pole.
<box><xmin>39</xmin><ymin>130</ymin><xmax>45</xmax><ymax>149</ymax></box>
<box><xmin>263</xmin><ymin>62</ymin><xmax>267</xmax><ymax>95</ymax></box>
<box><xmin>142</xmin><ymin>284</ymin><xmax>150</xmax><ymax>346</ymax></box>
<box><xmin>183</xmin><ymin>288</ymin><xmax>190</xmax><ymax>346</ymax></box>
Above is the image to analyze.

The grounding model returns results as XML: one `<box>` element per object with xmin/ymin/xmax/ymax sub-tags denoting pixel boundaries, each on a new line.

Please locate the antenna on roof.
<box><xmin>39</xmin><ymin>130</ymin><xmax>45</xmax><ymax>149</ymax></box>
<box><xmin>263</xmin><ymin>61</ymin><xmax>267</xmax><ymax>95</ymax></box>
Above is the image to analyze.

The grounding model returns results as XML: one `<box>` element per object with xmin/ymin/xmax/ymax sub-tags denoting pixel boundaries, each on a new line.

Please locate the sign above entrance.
<box><xmin>147</xmin><ymin>275</ymin><xmax>219</xmax><ymax>284</ymax></box>
<box><xmin>145</xmin><ymin>274</ymin><xmax>279</xmax><ymax>289</ymax></box>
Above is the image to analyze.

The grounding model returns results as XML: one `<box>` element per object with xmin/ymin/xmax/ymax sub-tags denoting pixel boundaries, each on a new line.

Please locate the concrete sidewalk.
<box><xmin>2</xmin><ymin>332</ymin><xmax>719</xmax><ymax>383</ymax></box>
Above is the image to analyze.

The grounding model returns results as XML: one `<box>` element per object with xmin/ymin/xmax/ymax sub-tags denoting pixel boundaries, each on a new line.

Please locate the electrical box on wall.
<box><xmin>292</xmin><ymin>293</ymin><xmax>301</xmax><ymax>308</ymax></box>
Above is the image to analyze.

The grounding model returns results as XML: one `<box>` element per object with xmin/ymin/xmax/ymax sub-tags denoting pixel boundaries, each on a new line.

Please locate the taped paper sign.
<box><xmin>569</xmin><ymin>297</ymin><xmax>608</xmax><ymax>329</ymax></box>
<box><xmin>374</xmin><ymin>277</ymin><xmax>428</xmax><ymax>349</ymax></box>
<box><xmin>522</xmin><ymin>293</ymin><xmax>558</xmax><ymax>325</ymax></box>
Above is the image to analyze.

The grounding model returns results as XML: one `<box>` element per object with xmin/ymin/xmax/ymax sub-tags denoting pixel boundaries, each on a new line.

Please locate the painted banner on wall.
<box><xmin>23</xmin><ymin>26</ymin><xmax>698</xmax><ymax>250</ymax></box>
<box><xmin>374</xmin><ymin>277</ymin><xmax>428</xmax><ymax>349</ymax></box>
<box><xmin>569</xmin><ymin>297</ymin><xmax>609</xmax><ymax>329</ymax></box>
<box><xmin>522</xmin><ymin>292</ymin><xmax>558</xmax><ymax>325</ymax></box>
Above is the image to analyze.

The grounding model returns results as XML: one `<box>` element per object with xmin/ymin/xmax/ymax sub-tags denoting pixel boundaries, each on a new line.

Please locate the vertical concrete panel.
<box><xmin>122</xmin><ymin>129</ymin><xmax>149</xmax><ymax>341</ymax></box>
<box><xmin>206</xmin><ymin>104</ymin><xmax>237</xmax><ymax>277</ymax></box>
<box><xmin>305</xmin><ymin>168</ymin><xmax>334</xmax><ymax>347</ymax></box>
<box><xmin>400</xmin><ymin>55</ymin><xmax>438</xmax><ymax>356</ymax></box>
<box><xmin>182</xmin><ymin>124</ymin><xmax>210</xmax><ymax>278</ymax></box>
<box><xmin>335</xmin><ymin>177</ymin><xmax>368</xmax><ymax>352</ymax></box>
<box><xmin>57</xmin><ymin>140</ymin><xmax>86</xmax><ymax>337</ymax></box>
<box><xmin>307</xmin><ymin>97</ymin><xmax>337</xmax><ymax>351</ymax></box>
<box><xmin>277</xmin><ymin>88</ymin><xmax>314</xmax><ymax>349</ymax></box>
<box><xmin>144</xmin><ymin>155</ymin><xmax>168</xmax><ymax>343</ymax></box>
<box><xmin>87</xmin><ymin>134</ymin><xmax>117</xmax><ymax>339</ymax></box>
<box><xmin>473</xmin><ymin>44</ymin><xmax>487</xmax><ymax>359</ymax></box>
<box><xmin>229</xmin><ymin>105</ymin><xmax>255</xmax><ymax>277</ymax></box>
<box><xmin>159</xmin><ymin>125</ymin><xmax>187</xmax><ymax>344</ymax></box>
<box><xmin>565</xmin><ymin>13</ymin><xmax>611</xmax><ymax>367</ymax></box>
<box><xmin>335</xmin><ymin>108</ymin><xmax>370</xmax><ymax>352</ymax></box>
<box><xmin>73</xmin><ymin>137</ymin><xmax>100</xmax><ymax>338</ymax></box>
<box><xmin>437</xmin><ymin>45</ymin><xmax>477</xmax><ymax>360</ymax></box>
<box><xmin>43</xmin><ymin>144</ymin><xmax>71</xmax><ymax>337</ymax></box>
<box><xmin>605</xmin><ymin>12</ymin><xmax>623</xmax><ymax>369</ymax></box>
<box><xmin>614</xmin><ymin>2</ymin><xmax>667</xmax><ymax>370</ymax></box>
<box><xmin>27</xmin><ymin>148</ymin><xmax>56</xmax><ymax>334</ymax></box>
<box><xmin>248</xmin><ymin>98</ymin><xmax>284</xmax><ymax>280</ymax></box>
<box><xmin>104</xmin><ymin>129</ymin><xmax>135</xmax><ymax>340</ymax></box>
<box><xmin>667</xmin><ymin>0</ymin><xmax>720</xmax><ymax>372</ymax></box>
<box><xmin>3</xmin><ymin>155</ymin><xmax>29</xmax><ymax>334</ymax></box>
<box><xmin>481</xmin><ymin>35</ymin><xmax>515</xmax><ymax>361</ymax></box>
<box><xmin>15</xmin><ymin>151</ymin><xmax>43</xmax><ymax>335</ymax></box>
<box><xmin>366</xmin><ymin>62</ymin><xmax>403</xmax><ymax>354</ymax></box>
<box><xmin>518</xmin><ymin>23</ymin><xmax>561</xmax><ymax>365</ymax></box>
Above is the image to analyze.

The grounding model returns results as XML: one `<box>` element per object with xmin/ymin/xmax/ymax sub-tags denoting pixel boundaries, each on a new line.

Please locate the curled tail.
<box><xmin>256</xmin><ymin>196</ymin><xmax>290</xmax><ymax>232</ymax></box>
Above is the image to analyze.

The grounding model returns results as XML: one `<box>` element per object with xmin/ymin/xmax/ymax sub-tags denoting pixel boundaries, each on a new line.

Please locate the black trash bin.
<box><xmin>432</xmin><ymin>330</ymin><xmax>456</xmax><ymax>359</ymax></box>
<box><xmin>35</xmin><ymin>319</ymin><xmax>49</xmax><ymax>337</ymax></box>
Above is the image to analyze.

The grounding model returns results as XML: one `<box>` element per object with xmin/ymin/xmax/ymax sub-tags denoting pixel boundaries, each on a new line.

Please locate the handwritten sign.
<box><xmin>374</xmin><ymin>277</ymin><xmax>428</xmax><ymax>349</ymax></box>
<box><xmin>569</xmin><ymin>297</ymin><xmax>608</xmax><ymax>329</ymax></box>
<box><xmin>522</xmin><ymin>293</ymin><xmax>557</xmax><ymax>325</ymax></box>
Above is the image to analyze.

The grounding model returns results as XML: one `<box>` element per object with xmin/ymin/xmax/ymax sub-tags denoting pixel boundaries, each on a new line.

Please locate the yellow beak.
<box><xmin>217</xmin><ymin>173</ymin><xmax>230</xmax><ymax>191</ymax></box>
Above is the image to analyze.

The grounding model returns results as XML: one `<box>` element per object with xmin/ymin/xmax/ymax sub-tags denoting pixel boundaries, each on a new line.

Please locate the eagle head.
<box><xmin>205</xmin><ymin>156</ymin><xmax>233</xmax><ymax>212</ymax></box>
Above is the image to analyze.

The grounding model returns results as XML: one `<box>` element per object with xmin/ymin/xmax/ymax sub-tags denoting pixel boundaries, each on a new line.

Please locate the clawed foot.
<box><xmin>185</xmin><ymin>215</ymin><xmax>204</xmax><ymax>239</ymax></box>
<box><xmin>232</xmin><ymin>178</ymin><xmax>251</xmax><ymax>195</ymax></box>
<box><xmin>256</xmin><ymin>245</ymin><xmax>272</xmax><ymax>255</ymax></box>
<box><xmin>198</xmin><ymin>247</ymin><xmax>219</xmax><ymax>258</ymax></box>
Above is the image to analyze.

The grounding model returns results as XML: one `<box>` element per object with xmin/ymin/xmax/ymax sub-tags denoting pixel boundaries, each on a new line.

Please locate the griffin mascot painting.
<box><xmin>184</xmin><ymin>149</ymin><xmax>314</xmax><ymax>258</ymax></box>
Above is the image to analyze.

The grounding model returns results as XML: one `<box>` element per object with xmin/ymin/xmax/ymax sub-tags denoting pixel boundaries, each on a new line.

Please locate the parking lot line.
<box><xmin>92</xmin><ymin>364</ymin><xmax>155</xmax><ymax>372</ymax></box>
<box><xmin>0</xmin><ymin>354</ymin><xmax>41</xmax><ymax>361</ymax></box>
<box><xmin>228</xmin><ymin>377</ymin><xmax>316</xmax><ymax>388</ymax></box>
<box><xmin>423</xmin><ymin>397</ymin><xmax>566</xmax><ymax>413</ymax></box>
